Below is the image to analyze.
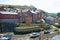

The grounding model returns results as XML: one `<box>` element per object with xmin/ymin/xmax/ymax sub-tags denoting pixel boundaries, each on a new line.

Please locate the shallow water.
<box><xmin>48</xmin><ymin>34</ymin><xmax>60</xmax><ymax>40</ymax></box>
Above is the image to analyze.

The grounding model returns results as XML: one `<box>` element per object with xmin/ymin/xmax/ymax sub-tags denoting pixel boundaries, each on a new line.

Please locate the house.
<box><xmin>37</xmin><ymin>12</ymin><xmax>42</xmax><ymax>23</ymax></box>
<box><xmin>31</xmin><ymin>10</ymin><xmax>38</xmax><ymax>23</ymax></box>
<box><xmin>0</xmin><ymin>8</ymin><xmax>32</xmax><ymax>23</ymax></box>
<box><xmin>0</xmin><ymin>11</ymin><xmax>18</xmax><ymax>23</ymax></box>
<box><xmin>31</xmin><ymin>10</ymin><xmax>42</xmax><ymax>23</ymax></box>
<box><xmin>0</xmin><ymin>8</ymin><xmax>43</xmax><ymax>24</ymax></box>
<box><xmin>17</xmin><ymin>8</ymin><xmax>32</xmax><ymax>23</ymax></box>
<box><xmin>44</xmin><ymin>14</ymin><xmax>55</xmax><ymax>24</ymax></box>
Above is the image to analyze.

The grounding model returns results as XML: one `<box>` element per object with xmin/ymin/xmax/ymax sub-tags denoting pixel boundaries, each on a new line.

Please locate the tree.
<box><xmin>50</xmin><ymin>13</ymin><xmax>57</xmax><ymax>17</ymax></box>
<box><xmin>29</xmin><ymin>5</ymin><xmax>37</xmax><ymax>11</ymax></box>
<box><xmin>57</xmin><ymin>13</ymin><xmax>60</xmax><ymax>17</ymax></box>
<box><xmin>7</xmin><ymin>6</ymin><xmax>14</xmax><ymax>9</ymax></box>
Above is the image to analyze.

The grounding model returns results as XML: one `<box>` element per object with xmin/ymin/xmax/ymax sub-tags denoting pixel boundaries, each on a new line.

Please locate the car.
<box><xmin>0</xmin><ymin>34</ymin><xmax>12</xmax><ymax>40</ymax></box>
<box><xmin>0</xmin><ymin>37</ymin><xmax>10</xmax><ymax>40</ymax></box>
<box><xmin>44</xmin><ymin>30</ymin><xmax>50</xmax><ymax>34</ymax></box>
<box><xmin>30</xmin><ymin>32</ymin><xmax>39</xmax><ymax>38</ymax></box>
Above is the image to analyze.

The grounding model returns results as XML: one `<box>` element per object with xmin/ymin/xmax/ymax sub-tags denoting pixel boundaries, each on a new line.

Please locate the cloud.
<box><xmin>0</xmin><ymin>0</ymin><xmax>10</xmax><ymax>4</ymax></box>
<box><xmin>34</xmin><ymin>0</ymin><xmax>60</xmax><ymax>13</ymax></box>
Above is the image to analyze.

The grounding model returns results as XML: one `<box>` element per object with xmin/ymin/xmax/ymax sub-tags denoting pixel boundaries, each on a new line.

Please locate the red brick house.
<box><xmin>0</xmin><ymin>11</ymin><xmax>18</xmax><ymax>23</ymax></box>
<box><xmin>0</xmin><ymin>8</ymin><xmax>43</xmax><ymax>23</ymax></box>
<box><xmin>18</xmin><ymin>8</ymin><xmax>32</xmax><ymax>23</ymax></box>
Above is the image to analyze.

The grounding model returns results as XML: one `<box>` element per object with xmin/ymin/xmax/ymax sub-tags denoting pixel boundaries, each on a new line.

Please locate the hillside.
<box><xmin>50</xmin><ymin>13</ymin><xmax>57</xmax><ymax>17</ymax></box>
<box><xmin>0</xmin><ymin>4</ymin><xmax>58</xmax><ymax>17</ymax></box>
<box><xmin>0</xmin><ymin>4</ymin><xmax>29</xmax><ymax>8</ymax></box>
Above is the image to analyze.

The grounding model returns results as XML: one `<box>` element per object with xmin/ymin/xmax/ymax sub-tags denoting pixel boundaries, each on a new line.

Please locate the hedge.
<box><xmin>14</xmin><ymin>27</ymin><xmax>40</xmax><ymax>34</ymax></box>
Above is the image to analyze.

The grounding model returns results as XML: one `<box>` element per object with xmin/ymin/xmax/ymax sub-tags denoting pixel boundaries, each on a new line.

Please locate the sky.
<box><xmin>0</xmin><ymin>0</ymin><xmax>60</xmax><ymax>13</ymax></box>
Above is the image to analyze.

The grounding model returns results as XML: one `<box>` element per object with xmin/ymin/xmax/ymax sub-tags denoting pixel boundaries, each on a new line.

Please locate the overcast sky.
<box><xmin>0</xmin><ymin>0</ymin><xmax>60</xmax><ymax>13</ymax></box>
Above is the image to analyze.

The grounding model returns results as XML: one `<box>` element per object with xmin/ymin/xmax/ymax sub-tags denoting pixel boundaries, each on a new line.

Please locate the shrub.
<box><xmin>43</xmin><ymin>24</ymin><xmax>50</xmax><ymax>30</ymax></box>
